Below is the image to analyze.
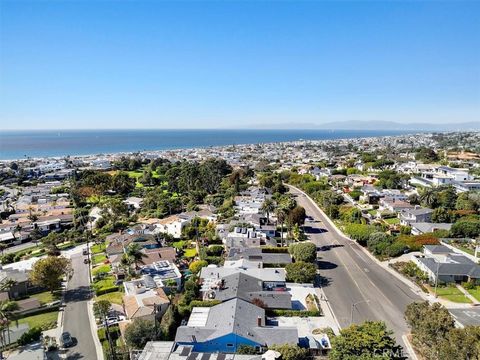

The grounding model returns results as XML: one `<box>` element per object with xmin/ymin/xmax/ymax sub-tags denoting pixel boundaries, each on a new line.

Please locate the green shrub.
<box><xmin>262</xmin><ymin>247</ymin><xmax>289</xmax><ymax>253</ymax></box>
<box><xmin>285</xmin><ymin>261</ymin><xmax>316</xmax><ymax>283</ymax></box>
<box><xmin>95</xmin><ymin>286</ymin><xmax>119</xmax><ymax>296</ymax></box>
<box><xmin>267</xmin><ymin>309</ymin><xmax>323</xmax><ymax>317</ymax></box>
<box><xmin>205</xmin><ymin>256</ymin><xmax>223</xmax><ymax>265</ymax></box>
<box><xmin>18</xmin><ymin>327</ymin><xmax>42</xmax><ymax>346</ymax></box>
<box><xmin>344</xmin><ymin>223</ymin><xmax>377</xmax><ymax>246</ymax></box>
<box><xmin>288</xmin><ymin>242</ymin><xmax>316</xmax><ymax>263</ymax></box>
<box><xmin>206</xmin><ymin>245</ymin><xmax>223</xmax><ymax>256</ymax></box>
<box><xmin>97</xmin><ymin>328</ymin><xmax>106</xmax><ymax>342</ymax></box>
<box><xmin>189</xmin><ymin>260</ymin><xmax>208</xmax><ymax>274</ymax></box>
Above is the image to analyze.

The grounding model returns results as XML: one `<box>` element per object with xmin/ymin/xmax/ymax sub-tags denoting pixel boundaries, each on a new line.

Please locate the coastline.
<box><xmin>0</xmin><ymin>129</ymin><xmax>420</xmax><ymax>161</ymax></box>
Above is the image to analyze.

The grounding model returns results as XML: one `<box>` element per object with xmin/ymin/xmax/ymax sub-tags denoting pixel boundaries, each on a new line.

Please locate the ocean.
<box><xmin>0</xmin><ymin>129</ymin><xmax>412</xmax><ymax>160</ymax></box>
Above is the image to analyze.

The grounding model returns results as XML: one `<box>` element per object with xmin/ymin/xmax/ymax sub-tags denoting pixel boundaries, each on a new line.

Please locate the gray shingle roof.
<box><xmin>175</xmin><ymin>298</ymin><xmax>297</xmax><ymax>347</ymax></box>
<box><xmin>209</xmin><ymin>273</ymin><xmax>291</xmax><ymax>309</ymax></box>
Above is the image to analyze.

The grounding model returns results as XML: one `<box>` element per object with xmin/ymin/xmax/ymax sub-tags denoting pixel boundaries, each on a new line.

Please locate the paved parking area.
<box><xmin>450</xmin><ymin>308</ymin><xmax>480</xmax><ymax>326</ymax></box>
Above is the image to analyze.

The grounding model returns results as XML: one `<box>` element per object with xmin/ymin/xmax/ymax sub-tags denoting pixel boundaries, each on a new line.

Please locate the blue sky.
<box><xmin>0</xmin><ymin>1</ymin><xmax>479</xmax><ymax>129</ymax></box>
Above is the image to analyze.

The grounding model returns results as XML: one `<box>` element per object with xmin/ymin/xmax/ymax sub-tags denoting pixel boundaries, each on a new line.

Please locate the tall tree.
<box><xmin>330</xmin><ymin>321</ymin><xmax>403</xmax><ymax>360</ymax></box>
<box><xmin>261</xmin><ymin>198</ymin><xmax>275</xmax><ymax>224</ymax></box>
<box><xmin>125</xmin><ymin>243</ymin><xmax>147</xmax><ymax>269</ymax></box>
<box><xmin>29</xmin><ymin>256</ymin><xmax>72</xmax><ymax>293</ymax></box>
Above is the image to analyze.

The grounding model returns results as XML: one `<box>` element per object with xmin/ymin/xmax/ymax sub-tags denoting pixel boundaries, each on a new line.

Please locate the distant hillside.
<box><xmin>247</xmin><ymin>121</ymin><xmax>480</xmax><ymax>131</ymax></box>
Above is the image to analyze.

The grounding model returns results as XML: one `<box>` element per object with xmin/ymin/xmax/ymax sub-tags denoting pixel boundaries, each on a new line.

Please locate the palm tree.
<box><xmin>276</xmin><ymin>208</ymin><xmax>287</xmax><ymax>247</ymax></box>
<box><xmin>0</xmin><ymin>300</ymin><xmax>19</xmax><ymax>346</ymax></box>
<box><xmin>0</xmin><ymin>244</ymin><xmax>6</xmax><ymax>256</ymax></box>
<box><xmin>261</xmin><ymin>198</ymin><xmax>275</xmax><ymax>225</ymax></box>
<box><xmin>125</xmin><ymin>243</ymin><xmax>147</xmax><ymax>269</ymax></box>
<box><xmin>420</xmin><ymin>188</ymin><xmax>438</xmax><ymax>208</ymax></box>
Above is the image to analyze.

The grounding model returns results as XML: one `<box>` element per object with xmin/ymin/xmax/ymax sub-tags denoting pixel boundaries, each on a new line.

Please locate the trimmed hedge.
<box><xmin>95</xmin><ymin>286</ymin><xmax>119</xmax><ymax>296</ymax></box>
<box><xmin>267</xmin><ymin>309</ymin><xmax>323</xmax><ymax>317</ymax></box>
<box><xmin>262</xmin><ymin>247</ymin><xmax>289</xmax><ymax>253</ymax></box>
<box><xmin>189</xmin><ymin>300</ymin><xmax>221</xmax><ymax>308</ymax></box>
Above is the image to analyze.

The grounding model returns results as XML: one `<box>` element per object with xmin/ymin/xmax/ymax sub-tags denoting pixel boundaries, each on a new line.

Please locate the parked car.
<box><xmin>83</xmin><ymin>258</ymin><xmax>90</xmax><ymax>264</ymax></box>
<box><xmin>97</xmin><ymin>315</ymin><xmax>126</xmax><ymax>327</ymax></box>
<box><xmin>60</xmin><ymin>332</ymin><xmax>74</xmax><ymax>348</ymax></box>
<box><xmin>82</xmin><ymin>249</ymin><xmax>89</xmax><ymax>256</ymax></box>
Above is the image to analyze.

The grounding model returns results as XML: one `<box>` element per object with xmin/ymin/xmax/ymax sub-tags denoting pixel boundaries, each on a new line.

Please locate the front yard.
<box><xmin>467</xmin><ymin>286</ymin><xmax>480</xmax><ymax>302</ymax></box>
<box><xmin>30</xmin><ymin>291</ymin><xmax>61</xmax><ymax>305</ymax></box>
<box><xmin>434</xmin><ymin>286</ymin><xmax>472</xmax><ymax>304</ymax></box>
<box><xmin>96</xmin><ymin>291</ymin><xmax>124</xmax><ymax>305</ymax></box>
<box><xmin>92</xmin><ymin>254</ymin><xmax>107</xmax><ymax>265</ymax></box>
<box><xmin>17</xmin><ymin>310</ymin><xmax>59</xmax><ymax>331</ymax></box>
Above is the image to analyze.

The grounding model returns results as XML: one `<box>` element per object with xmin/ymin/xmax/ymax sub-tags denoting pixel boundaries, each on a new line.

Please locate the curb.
<box><xmin>289</xmin><ymin>184</ymin><xmax>431</xmax><ymax>301</ymax></box>
<box><xmin>87</xmin><ymin>300</ymin><xmax>105</xmax><ymax>360</ymax></box>
<box><xmin>402</xmin><ymin>334</ymin><xmax>419</xmax><ymax>360</ymax></box>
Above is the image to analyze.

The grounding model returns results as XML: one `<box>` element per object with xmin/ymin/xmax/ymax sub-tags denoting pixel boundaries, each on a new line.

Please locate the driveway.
<box><xmin>62</xmin><ymin>253</ymin><xmax>97</xmax><ymax>360</ymax></box>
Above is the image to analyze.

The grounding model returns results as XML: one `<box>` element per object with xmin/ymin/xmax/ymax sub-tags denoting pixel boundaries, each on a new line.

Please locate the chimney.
<box><xmin>257</xmin><ymin>316</ymin><xmax>262</xmax><ymax>327</ymax></box>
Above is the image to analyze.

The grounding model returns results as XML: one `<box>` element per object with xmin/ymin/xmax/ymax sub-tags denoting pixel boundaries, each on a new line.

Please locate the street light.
<box><xmin>350</xmin><ymin>300</ymin><xmax>370</xmax><ymax>325</ymax></box>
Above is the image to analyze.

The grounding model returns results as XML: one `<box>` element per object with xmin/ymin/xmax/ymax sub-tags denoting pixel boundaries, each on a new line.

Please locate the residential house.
<box><xmin>157</xmin><ymin>215</ymin><xmax>191</xmax><ymax>239</ymax></box>
<box><xmin>123</xmin><ymin>276</ymin><xmax>170</xmax><ymax>321</ymax></box>
<box><xmin>140</xmin><ymin>260</ymin><xmax>183</xmax><ymax>289</ymax></box>
<box><xmin>138</xmin><ymin>342</ymin><xmax>277</xmax><ymax>360</ymax></box>
<box><xmin>200</xmin><ymin>266</ymin><xmax>286</xmax><ymax>291</ymax></box>
<box><xmin>379</xmin><ymin>199</ymin><xmax>414</xmax><ymax>213</ymax></box>
<box><xmin>0</xmin><ymin>268</ymin><xmax>31</xmax><ymax>299</ymax></box>
<box><xmin>410</xmin><ymin>222</ymin><xmax>452</xmax><ymax>236</ymax></box>
<box><xmin>226</xmin><ymin>247</ymin><xmax>292</xmax><ymax>266</ymax></box>
<box><xmin>413</xmin><ymin>245</ymin><xmax>480</xmax><ymax>284</ymax></box>
<box><xmin>175</xmin><ymin>298</ymin><xmax>298</xmax><ymax>353</ymax></box>
<box><xmin>399</xmin><ymin>207</ymin><xmax>433</xmax><ymax>226</ymax></box>
<box><xmin>201</xmin><ymin>272</ymin><xmax>291</xmax><ymax>309</ymax></box>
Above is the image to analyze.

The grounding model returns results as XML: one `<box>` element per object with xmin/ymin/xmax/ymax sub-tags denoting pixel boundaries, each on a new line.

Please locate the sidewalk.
<box><xmin>456</xmin><ymin>284</ymin><xmax>480</xmax><ymax>305</ymax></box>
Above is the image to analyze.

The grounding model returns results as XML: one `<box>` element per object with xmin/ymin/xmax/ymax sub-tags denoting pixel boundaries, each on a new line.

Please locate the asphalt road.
<box><xmin>289</xmin><ymin>186</ymin><xmax>422</xmax><ymax>356</ymax></box>
<box><xmin>62</xmin><ymin>253</ymin><xmax>97</xmax><ymax>360</ymax></box>
<box><xmin>449</xmin><ymin>307</ymin><xmax>480</xmax><ymax>326</ymax></box>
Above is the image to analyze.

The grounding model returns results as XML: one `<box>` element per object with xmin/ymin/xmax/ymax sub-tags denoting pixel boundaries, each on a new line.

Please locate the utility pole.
<box><xmin>153</xmin><ymin>303</ymin><xmax>159</xmax><ymax>340</ymax></box>
<box><xmin>434</xmin><ymin>261</ymin><xmax>440</xmax><ymax>298</ymax></box>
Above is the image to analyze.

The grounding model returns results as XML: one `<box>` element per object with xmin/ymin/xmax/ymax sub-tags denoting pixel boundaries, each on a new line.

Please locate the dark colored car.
<box><xmin>60</xmin><ymin>332</ymin><xmax>74</xmax><ymax>348</ymax></box>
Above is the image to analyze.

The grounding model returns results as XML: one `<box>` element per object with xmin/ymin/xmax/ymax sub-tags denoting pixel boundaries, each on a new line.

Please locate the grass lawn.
<box><xmin>93</xmin><ymin>276</ymin><xmax>115</xmax><ymax>291</ymax></box>
<box><xmin>453</xmin><ymin>244</ymin><xmax>475</xmax><ymax>256</ymax></box>
<box><xmin>435</xmin><ymin>286</ymin><xmax>472</xmax><ymax>303</ymax></box>
<box><xmin>96</xmin><ymin>291</ymin><xmax>124</xmax><ymax>305</ymax></box>
<box><xmin>91</xmin><ymin>242</ymin><xmax>106</xmax><ymax>254</ymax></box>
<box><xmin>17</xmin><ymin>310</ymin><xmax>59</xmax><ymax>331</ymax></box>
<box><xmin>93</xmin><ymin>254</ymin><xmax>107</xmax><ymax>265</ymax></box>
<box><xmin>30</xmin><ymin>291</ymin><xmax>60</xmax><ymax>305</ymax></box>
<box><xmin>384</xmin><ymin>218</ymin><xmax>400</xmax><ymax>225</ymax></box>
<box><xmin>184</xmin><ymin>248</ymin><xmax>197</xmax><ymax>258</ymax></box>
<box><xmin>172</xmin><ymin>240</ymin><xmax>187</xmax><ymax>250</ymax></box>
<box><xmin>92</xmin><ymin>264</ymin><xmax>111</xmax><ymax>275</ymax></box>
<box><xmin>467</xmin><ymin>286</ymin><xmax>480</xmax><ymax>302</ymax></box>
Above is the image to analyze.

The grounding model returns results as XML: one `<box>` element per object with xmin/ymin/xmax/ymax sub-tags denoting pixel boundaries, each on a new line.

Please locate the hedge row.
<box><xmin>95</xmin><ymin>286</ymin><xmax>119</xmax><ymax>296</ymax></box>
<box><xmin>189</xmin><ymin>300</ymin><xmax>221</xmax><ymax>308</ymax></box>
<box><xmin>267</xmin><ymin>309</ymin><xmax>323</xmax><ymax>317</ymax></box>
<box><xmin>261</xmin><ymin>247</ymin><xmax>290</xmax><ymax>253</ymax></box>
